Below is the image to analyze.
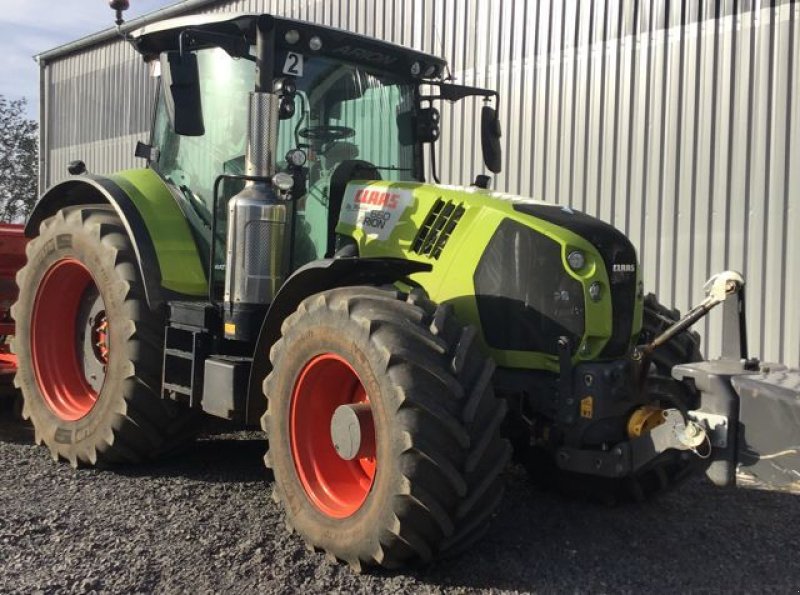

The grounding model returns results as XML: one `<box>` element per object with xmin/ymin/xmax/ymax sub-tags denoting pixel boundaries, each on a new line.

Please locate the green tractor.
<box><xmin>12</xmin><ymin>10</ymin><xmax>800</xmax><ymax>571</ymax></box>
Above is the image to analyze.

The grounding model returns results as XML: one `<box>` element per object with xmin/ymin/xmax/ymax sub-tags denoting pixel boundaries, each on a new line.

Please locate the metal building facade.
<box><xmin>37</xmin><ymin>0</ymin><xmax>800</xmax><ymax>366</ymax></box>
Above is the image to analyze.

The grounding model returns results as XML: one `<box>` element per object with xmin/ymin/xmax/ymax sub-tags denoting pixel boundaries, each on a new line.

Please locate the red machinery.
<box><xmin>0</xmin><ymin>223</ymin><xmax>26</xmax><ymax>383</ymax></box>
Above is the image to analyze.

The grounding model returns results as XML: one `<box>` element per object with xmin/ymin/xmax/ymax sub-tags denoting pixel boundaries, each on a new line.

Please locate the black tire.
<box><xmin>523</xmin><ymin>294</ymin><xmax>704</xmax><ymax>504</ymax></box>
<box><xmin>640</xmin><ymin>293</ymin><xmax>703</xmax><ymax>374</ymax></box>
<box><xmin>11</xmin><ymin>205</ymin><xmax>198</xmax><ymax>467</ymax></box>
<box><xmin>262</xmin><ymin>286</ymin><xmax>512</xmax><ymax>570</ymax></box>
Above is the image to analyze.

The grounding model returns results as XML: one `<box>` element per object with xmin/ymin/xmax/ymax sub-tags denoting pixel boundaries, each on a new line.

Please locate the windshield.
<box><xmin>277</xmin><ymin>57</ymin><xmax>417</xmax><ymax>263</ymax></box>
<box><xmin>277</xmin><ymin>58</ymin><xmax>416</xmax><ymax>177</ymax></box>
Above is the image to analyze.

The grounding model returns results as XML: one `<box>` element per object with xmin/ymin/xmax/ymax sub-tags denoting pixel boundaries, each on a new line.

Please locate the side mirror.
<box><xmin>163</xmin><ymin>51</ymin><xmax>205</xmax><ymax>136</ymax></box>
<box><xmin>481</xmin><ymin>105</ymin><xmax>502</xmax><ymax>174</ymax></box>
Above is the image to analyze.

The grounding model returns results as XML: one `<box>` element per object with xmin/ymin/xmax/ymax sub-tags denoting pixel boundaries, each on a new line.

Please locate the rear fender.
<box><xmin>25</xmin><ymin>170</ymin><xmax>207</xmax><ymax>308</ymax></box>
<box><xmin>245</xmin><ymin>257</ymin><xmax>432</xmax><ymax>425</ymax></box>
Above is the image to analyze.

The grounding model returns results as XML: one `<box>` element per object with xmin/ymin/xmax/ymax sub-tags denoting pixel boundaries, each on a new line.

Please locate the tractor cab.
<box><xmin>134</xmin><ymin>13</ymin><xmax>500</xmax><ymax>280</ymax></box>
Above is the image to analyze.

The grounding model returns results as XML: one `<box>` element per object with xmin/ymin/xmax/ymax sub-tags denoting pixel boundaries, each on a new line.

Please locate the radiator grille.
<box><xmin>411</xmin><ymin>199</ymin><xmax>465</xmax><ymax>259</ymax></box>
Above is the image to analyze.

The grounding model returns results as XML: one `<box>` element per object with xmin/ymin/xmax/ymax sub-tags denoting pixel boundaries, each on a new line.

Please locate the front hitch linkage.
<box><xmin>636</xmin><ymin>270</ymin><xmax>745</xmax><ymax>360</ymax></box>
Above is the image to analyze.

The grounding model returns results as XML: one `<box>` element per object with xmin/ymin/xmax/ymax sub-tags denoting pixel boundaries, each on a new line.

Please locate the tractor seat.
<box><xmin>326</xmin><ymin>160</ymin><xmax>381</xmax><ymax>256</ymax></box>
<box><xmin>323</xmin><ymin>142</ymin><xmax>360</xmax><ymax>171</ymax></box>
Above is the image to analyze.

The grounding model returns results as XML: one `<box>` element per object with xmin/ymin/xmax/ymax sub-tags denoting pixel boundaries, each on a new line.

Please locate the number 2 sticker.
<box><xmin>283</xmin><ymin>52</ymin><xmax>304</xmax><ymax>77</ymax></box>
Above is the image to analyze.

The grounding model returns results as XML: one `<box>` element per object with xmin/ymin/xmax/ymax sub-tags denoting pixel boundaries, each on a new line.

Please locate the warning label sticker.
<box><xmin>339</xmin><ymin>185</ymin><xmax>414</xmax><ymax>241</ymax></box>
<box><xmin>580</xmin><ymin>396</ymin><xmax>594</xmax><ymax>419</ymax></box>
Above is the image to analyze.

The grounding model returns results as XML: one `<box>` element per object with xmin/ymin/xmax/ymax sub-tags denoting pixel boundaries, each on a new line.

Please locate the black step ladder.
<box><xmin>161</xmin><ymin>302</ymin><xmax>218</xmax><ymax>408</ymax></box>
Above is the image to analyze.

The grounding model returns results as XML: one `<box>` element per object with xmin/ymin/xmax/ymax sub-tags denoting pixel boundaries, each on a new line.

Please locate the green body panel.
<box><xmin>110</xmin><ymin>169</ymin><xmax>207</xmax><ymax>296</ymax></box>
<box><xmin>336</xmin><ymin>181</ymin><xmax>643</xmax><ymax>372</ymax></box>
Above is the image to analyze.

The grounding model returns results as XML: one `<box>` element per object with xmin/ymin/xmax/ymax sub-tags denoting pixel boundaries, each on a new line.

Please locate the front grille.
<box><xmin>513</xmin><ymin>203</ymin><xmax>638</xmax><ymax>358</ymax></box>
<box><xmin>474</xmin><ymin>219</ymin><xmax>585</xmax><ymax>354</ymax></box>
<box><xmin>412</xmin><ymin>199</ymin><xmax>465</xmax><ymax>259</ymax></box>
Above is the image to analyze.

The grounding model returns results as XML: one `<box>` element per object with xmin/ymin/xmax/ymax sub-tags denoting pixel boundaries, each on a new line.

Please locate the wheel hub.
<box><xmin>290</xmin><ymin>353</ymin><xmax>377</xmax><ymax>518</ymax></box>
<box><xmin>330</xmin><ymin>403</ymin><xmax>375</xmax><ymax>461</ymax></box>
<box><xmin>80</xmin><ymin>290</ymin><xmax>109</xmax><ymax>394</ymax></box>
<box><xmin>31</xmin><ymin>258</ymin><xmax>107</xmax><ymax>421</ymax></box>
<box><xmin>91</xmin><ymin>313</ymin><xmax>109</xmax><ymax>364</ymax></box>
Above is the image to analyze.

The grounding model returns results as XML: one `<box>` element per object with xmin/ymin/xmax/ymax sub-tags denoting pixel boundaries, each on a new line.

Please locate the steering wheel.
<box><xmin>298</xmin><ymin>125</ymin><xmax>356</xmax><ymax>143</ymax></box>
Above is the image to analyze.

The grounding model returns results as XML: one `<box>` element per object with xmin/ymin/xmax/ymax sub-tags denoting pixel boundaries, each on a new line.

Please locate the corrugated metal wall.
<box><xmin>40</xmin><ymin>0</ymin><xmax>800</xmax><ymax>366</ymax></box>
<box><xmin>43</xmin><ymin>41</ymin><xmax>155</xmax><ymax>190</ymax></box>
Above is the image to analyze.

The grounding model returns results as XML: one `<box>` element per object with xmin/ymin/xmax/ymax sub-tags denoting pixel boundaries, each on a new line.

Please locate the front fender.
<box><xmin>245</xmin><ymin>257</ymin><xmax>432</xmax><ymax>425</ymax></box>
<box><xmin>25</xmin><ymin>170</ymin><xmax>207</xmax><ymax>307</ymax></box>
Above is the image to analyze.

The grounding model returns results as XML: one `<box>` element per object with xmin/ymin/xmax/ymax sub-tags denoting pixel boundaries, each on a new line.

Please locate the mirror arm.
<box><xmin>420</xmin><ymin>82</ymin><xmax>499</xmax><ymax>103</ymax></box>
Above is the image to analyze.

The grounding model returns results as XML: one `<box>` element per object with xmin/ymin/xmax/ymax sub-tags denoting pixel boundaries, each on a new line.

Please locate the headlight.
<box><xmin>285</xmin><ymin>30</ymin><xmax>300</xmax><ymax>44</ymax></box>
<box><xmin>273</xmin><ymin>172</ymin><xmax>294</xmax><ymax>192</ymax></box>
<box><xmin>286</xmin><ymin>149</ymin><xmax>307</xmax><ymax>167</ymax></box>
<box><xmin>589</xmin><ymin>281</ymin><xmax>603</xmax><ymax>302</ymax></box>
<box><xmin>567</xmin><ymin>250</ymin><xmax>586</xmax><ymax>271</ymax></box>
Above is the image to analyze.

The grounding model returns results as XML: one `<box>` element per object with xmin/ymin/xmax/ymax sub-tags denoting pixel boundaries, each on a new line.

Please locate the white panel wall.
<box><xmin>41</xmin><ymin>0</ymin><xmax>800</xmax><ymax>365</ymax></box>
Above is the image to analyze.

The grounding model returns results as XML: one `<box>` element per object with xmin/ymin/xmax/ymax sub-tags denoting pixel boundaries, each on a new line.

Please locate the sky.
<box><xmin>0</xmin><ymin>0</ymin><xmax>179</xmax><ymax>120</ymax></box>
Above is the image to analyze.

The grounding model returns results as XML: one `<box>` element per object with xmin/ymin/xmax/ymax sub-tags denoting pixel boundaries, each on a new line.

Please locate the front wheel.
<box><xmin>12</xmin><ymin>205</ymin><xmax>197</xmax><ymax>467</ymax></box>
<box><xmin>263</xmin><ymin>287</ymin><xmax>512</xmax><ymax>570</ymax></box>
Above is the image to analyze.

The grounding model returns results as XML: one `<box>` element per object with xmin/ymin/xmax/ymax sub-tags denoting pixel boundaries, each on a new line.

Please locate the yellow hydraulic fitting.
<box><xmin>627</xmin><ymin>406</ymin><xmax>666</xmax><ymax>438</ymax></box>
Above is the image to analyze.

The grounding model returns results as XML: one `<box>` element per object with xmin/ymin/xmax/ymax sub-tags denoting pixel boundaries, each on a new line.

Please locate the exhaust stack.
<box><xmin>222</xmin><ymin>18</ymin><xmax>287</xmax><ymax>342</ymax></box>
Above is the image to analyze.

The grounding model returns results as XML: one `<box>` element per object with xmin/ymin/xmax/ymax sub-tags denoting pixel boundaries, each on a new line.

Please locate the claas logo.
<box><xmin>353</xmin><ymin>188</ymin><xmax>400</xmax><ymax>209</ymax></box>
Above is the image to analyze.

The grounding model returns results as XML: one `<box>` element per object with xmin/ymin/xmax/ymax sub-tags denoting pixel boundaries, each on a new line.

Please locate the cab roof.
<box><xmin>132</xmin><ymin>12</ymin><xmax>448</xmax><ymax>80</ymax></box>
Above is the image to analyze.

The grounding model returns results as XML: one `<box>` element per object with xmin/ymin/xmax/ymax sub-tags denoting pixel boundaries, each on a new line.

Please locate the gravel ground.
<box><xmin>1</xmin><ymin>407</ymin><xmax>798</xmax><ymax>594</ymax></box>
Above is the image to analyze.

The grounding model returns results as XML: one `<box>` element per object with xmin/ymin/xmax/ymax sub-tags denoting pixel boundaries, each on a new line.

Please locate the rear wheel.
<box><xmin>263</xmin><ymin>286</ymin><xmax>512</xmax><ymax>570</ymax></box>
<box><xmin>12</xmin><ymin>205</ymin><xmax>197</xmax><ymax>466</ymax></box>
